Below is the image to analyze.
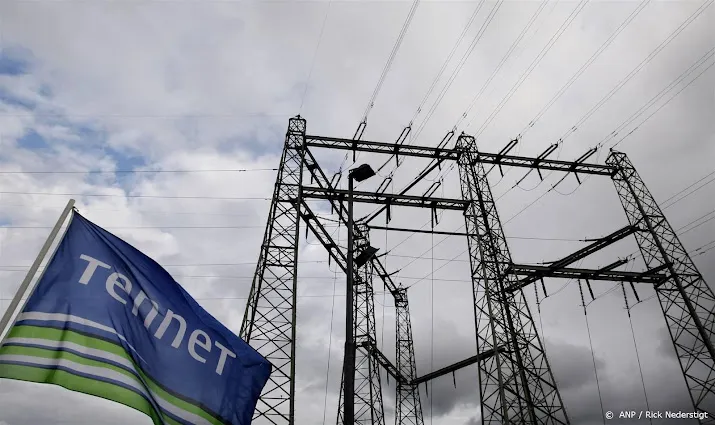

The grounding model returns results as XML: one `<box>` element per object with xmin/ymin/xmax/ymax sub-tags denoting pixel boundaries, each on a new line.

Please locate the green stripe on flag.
<box><xmin>8</xmin><ymin>325</ymin><xmax>129</xmax><ymax>359</ymax></box>
<box><xmin>6</xmin><ymin>324</ymin><xmax>226</xmax><ymax>425</ymax></box>
<box><xmin>0</xmin><ymin>345</ymin><xmax>137</xmax><ymax>382</ymax></box>
<box><xmin>0</xmin><ymin>362</ymin><xmax>183</xmax><ymax>425</ymax></box>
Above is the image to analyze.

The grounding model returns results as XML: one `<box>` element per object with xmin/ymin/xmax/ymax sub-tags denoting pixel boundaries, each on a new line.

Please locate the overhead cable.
<box><xmin>409</xmin><ymin>0</ymin><xmax>504</xmax><ymax>145</ymax></box>
<box><xmin>453</xmin><ymin>0</ymin><xmax>551</xmax><ymax>132</ymax></box>
<box><xmin>600</xmin><ymin>47</ymin><xmax>714</xmax><ymax>148</ymax></box>
<box><xmin>300</xmin><ymin>1</ymin><xmax>332</xmax><ymax>112</ymax></box>
<box><xmin>494</xmin><ymin>44</ymin><xmax>714</xmax><ymax>220</ymax></box>
<box><xmin>469</xmin><ymin>0</ymin><xmax>591</xmax><ymax>141</ymax></box>
<box><xmin>518</xmin><ymin>0</ymin><xmax>652</xmax><ymax>139</ymax></box>
<box><xmin>0</xmin><ymin>168</ymin><xmax>278</xmax><ymax>174</ymax></box>
<box><xmin>558</xmin><ymin>0</ymin><xmax>713</xmax><ymax>144</ymax></box>
<box><xmin>407</xmin><ymin>0</ymin><xmax>486</xmax><ymax>128</ymax></box>
<box><xmin>0</xmin><ymin>191</ymin><xmax>271</xmax><ymax>201</ymax></box>
<box><xmin>361</xmin><ymin>0</ymin><xmax>420</xmax><ymax>124</ymax></box>
<box><xmin>610</xmin><ymin>58</ymin><xmax>714</xmax><ymax>149</ymax></box>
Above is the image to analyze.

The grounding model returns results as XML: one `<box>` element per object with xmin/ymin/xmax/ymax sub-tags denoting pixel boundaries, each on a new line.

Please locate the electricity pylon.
<box><xmin>241</xmin><ymin>116</ymin><xmax>714</xmax><ymax>425</ymax></box>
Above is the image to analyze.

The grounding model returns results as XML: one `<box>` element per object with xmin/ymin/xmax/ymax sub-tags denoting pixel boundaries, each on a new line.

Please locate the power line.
<box><xmin>494</xmin><ymin>46</ymin><xmax>713</xmax><ymax>223</ymax></box>
<box><xmin>600</xmin><ymin>46</ymin><xmax>714</xmax><ymax>148</ymax></box>
<box><xmin>610</xmin><ymin>57</ymin><xmax>715</xmax><ymax>150</ymax></box>
<box><xmin>0</xmin><ymin>292</ymin><xmax>384</xmax><ymax>301</ymax></box>
<box><xmin>679</xmin><ymin>213</ymin><xmax>715</xmax><ymax>235</ymax></box>
<box><xmin>0</xmin><ymin>191</ymin><xmax>272</xmax><ymax>201</ymax></box>
<box><xmin>693</xmin><ymin>239</ymin><xmax>715</xmax><ymax>257</ymax></box>
<box><xmin>361</xmin><ymin>0</ymin><xmax>420</xmax><ymax>123</ymax></box>
<box><xmin>469</xmin><ymin>0</ymin><xmax>590</xmax><ymax>140</ymax></box>
<box><xmin>0</xmin><ymin>112</ymin><xmax>291</xmax><ymax>118</ymax></box>
<box><xmin>0</xmin><ymin>224</ymin><xmax>579</xmax><ymax>242</ymax></box>
<box><xmin>409</xmin><ymin>0</ymin><xmax>504</xmax><ymax>145</ymax></box>
<box><xmin>663</xmin><ymin>169</ymin><xmax>715</xmax><ymax>205</ymax></box>
<box><xmin>300</xmin><ymin>0</ymin><xmax>332</xmax><ymax>113</ymax></box>
<box><xmin>0</xmin><ymin>202</ymin><xmax>255</xmax><ymax>217</ymax></box>
<box><xmin>663</xmin><ymin>173</ymin><xmax>715</xmax><ymax>210</ymax></box>
<box><xmin>0</xmin><ymin>225</ymin><xmax>333</xmax><ymax>230</ymax></box>
<box><xmin>519</xmin><ymin>0</ymin><xmax>652</xmax><ymax>138</ymax></box>
<box><xmin>407</xmin><ymin>0</ymin><xmax>486</xmax><ymax>128</ymax></box>
<box><xmin>504</xmin><ymin>173</ymin><xmax>570</xmax><ymax>225</ymax></box>
<box><xmin>453</xmin><ymin>0</ymin><xmax>551</xmax><ymax>131</ymax></box>
<box><xmin>559</xmin><ymin>0</ymin><xmax>713</xmax><ymax>144</ymax></box>
<box><xmin>0</xmin><ymin>168</ymin><xmax>278</xmax><ymax>175</ymax></box>
<box><xmin>0</xmin><ymin>261</ymin><xmax>327</xmax><ymax>270</ymax></box>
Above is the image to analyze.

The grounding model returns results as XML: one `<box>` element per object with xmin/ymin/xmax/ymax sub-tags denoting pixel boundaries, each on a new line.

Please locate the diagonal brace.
<box><xmin>411</xmin><ymin>348</ymin><xmax>505</xmax><ymax>386</ymax></box>
<box><xmin>358</xmin><ymin>341</ymin><xmax>408</xmax><ymax>384</ymax></box>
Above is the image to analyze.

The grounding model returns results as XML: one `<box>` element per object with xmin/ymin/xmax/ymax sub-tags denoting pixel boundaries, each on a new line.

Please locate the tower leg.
<box><xmin>395</xmin><ymin>289</ymin><xmax>424</xmax><ymax>425</ymax></box>
<box><xmin>456</xmin><ymin>134</ymin><xmax>569</xmax><ymax>425</ymax></box>
<box><xmin>607</xmin><ymin>151</ymin><xmax>715</xmax><ymax>423</ymax></box>
<box><xmin>241</xmin><ymin>116</ymin><xmax>306</xmax><ymax>425</ymax></box>
<box><xmin>338</xmin><ymin>223</ymin><xmax>386</xmax><ymax>425</ymax></box>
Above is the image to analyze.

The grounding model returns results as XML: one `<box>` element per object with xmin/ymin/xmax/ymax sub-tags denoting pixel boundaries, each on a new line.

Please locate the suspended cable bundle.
<box><xmin>360</xmin><ymin>0</ymin><xmax>420</xmax><ymax>125</ymax></box>
<box><xmin>558</xmin><ymin>0</ymin><xmax>713</xmax><ymax>144</ymax></box>
<box><xmin>469</xmin><ymin>0</ymin><xmax>590</xmax><ymax>141</ymax></box>
<box><xmin>407</xmin><ymin>1</ymin><xmax>486</xmax><ymax>129</ymax></box>
<box><xmin>453</xmin><ymin>0</ymin><xmax>552</xmax><ymax>132</ymax></box>
<box><xmin>517</xmin><ymin>0</ymin><xmax>652</xmax><ymax>139</ymax></box>
<box><xmin>492</xmin><ymin>44</ymin><xmax>714</xmax><ymax>222</ymax></box>
<box><xmin>600</xmin><ymin>47</ymin><xmax>714</xmax><ymax>148</ymax></box>
<box><xmin>409</xmin><ymin>0</ymin><xmax>504</xmax><ymax>145</ymax></box>
<box><xmin>610</xmin><ymin>55</ymin><xmax>715</xmax><ymax>149</ymax></box>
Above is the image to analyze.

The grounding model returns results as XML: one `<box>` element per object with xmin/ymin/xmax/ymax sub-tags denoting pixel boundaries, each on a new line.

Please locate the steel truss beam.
<box><xmin>608</xmin><ymin>151</ymin><xmax>715</xmax><ymax>424</ymax></box>
<box><xmin>300</xmin><ymin>186</ymin><xmax>468</xmax><ymax>210</ymax></box>
<box><xmin>514</xmin><ymin>225</ymin><xmax>639</xmax><ymax>288</ymax></box>
<box><xmin>506</xmin><ymin>264</ymin><xmax>667</xmax><ymax>291</ymax></box>
<box><xmin>457</xmin><ymin>133</ymin><xmax>569</xmax><ymax>425</ymax></box>
<box><xmin>305</xmin><ymin>135</ymin><xmax>614</xmax><ymax>175</ymax></box>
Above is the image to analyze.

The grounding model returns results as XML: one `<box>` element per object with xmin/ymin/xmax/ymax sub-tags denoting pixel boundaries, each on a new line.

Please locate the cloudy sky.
<box><xmin>0</xmin><ymin>0</ymin><xmax>713</xmax><ymax>424</ymax></box>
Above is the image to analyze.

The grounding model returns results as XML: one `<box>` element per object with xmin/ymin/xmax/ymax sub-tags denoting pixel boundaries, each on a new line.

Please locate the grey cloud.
<box><xmin>549</xmin><ymin>340</ymin><xmax>605</xmax><ymax>391</ymax></box>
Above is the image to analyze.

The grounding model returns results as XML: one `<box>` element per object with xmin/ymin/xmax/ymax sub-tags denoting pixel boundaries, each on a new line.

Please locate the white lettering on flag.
<box><xmin>78</xmin><ymin>254</ymin><xmax>236</xmax><ymax>376</ymax></box>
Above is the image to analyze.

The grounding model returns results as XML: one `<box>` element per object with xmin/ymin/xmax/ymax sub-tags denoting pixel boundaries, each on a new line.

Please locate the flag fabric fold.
<box><xmin>0</xmin><ymin>212</ymin><xmax>271</xmax><ymax>425</ymax></box>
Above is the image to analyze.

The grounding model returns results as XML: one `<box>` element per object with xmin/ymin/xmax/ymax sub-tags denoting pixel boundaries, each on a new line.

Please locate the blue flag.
<box><xmin>0</xmin><ymin>211</ymin><xmax>271</xmax><ymax>425</ymax></box>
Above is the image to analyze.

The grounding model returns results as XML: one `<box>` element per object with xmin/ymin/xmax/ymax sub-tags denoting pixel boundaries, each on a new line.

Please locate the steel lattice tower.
<box><xmin>395</xmin><ymin>288</ymin><xmax>424</xmax><ymax>425</ymax></box>
<box><xmin>456</xmin><ymin>134</ymin><xmax>569</xmax><ymax>425</ymax></box>
<box><xmin>337</xmin><ymin>222</ymin><xmax>386</xmax><ymax>425</ymax></box>
<box><xmin>608</xmin><ymin>151</ymin><xmax>715</xmax><ymax>422</ymax></box>
<box><xmin>241</xmin><ymin>116</ymin><xmax>715</xmax><ymax>425</ymax></box>
<box><xmin>240</xmin><ymin>117</ymin><xmax>306</xmax><ymax>424</ymax></box>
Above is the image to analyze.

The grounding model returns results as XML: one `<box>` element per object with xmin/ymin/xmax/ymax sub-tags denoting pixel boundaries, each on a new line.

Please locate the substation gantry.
<box><xmin>240</xmin><ymin>116</ymin><xmax>715</xmax><ymax>425</ymax></box>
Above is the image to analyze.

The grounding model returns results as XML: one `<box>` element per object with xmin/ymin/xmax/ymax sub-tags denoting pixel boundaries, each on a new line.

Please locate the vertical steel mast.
<box><xmin>608</xmin><ymin>151</ymin><xmax>715</xmax><ymax>423</ymax></box>
<box><xmin>337</xmin><ymin>222</ymin><xmax>386</xmax><ymax>425</ymax></box>
<box><xmin>395</xmin><ymin>288</ymin><xmax>424</xmax><ymax>425</ymax></box>
<box><xmin>241</xmin><ymin>117</ymin><xmax>306</xmax><ymax>425</ymax></box>
<box><xmin>456</xmin><ymin>134</ymin><xmax>569</xmax><ymax>425</ymax></box>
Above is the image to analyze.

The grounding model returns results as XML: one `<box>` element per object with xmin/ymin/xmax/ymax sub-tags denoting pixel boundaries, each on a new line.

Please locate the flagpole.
<box><xmin>0</xmin><ymin>198</ymin><xmax>75</xmax><ymax>342</ymax></box>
